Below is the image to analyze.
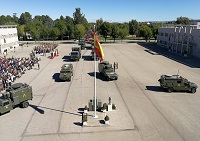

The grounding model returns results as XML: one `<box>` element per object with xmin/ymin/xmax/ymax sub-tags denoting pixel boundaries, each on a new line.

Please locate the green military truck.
<box><xmin>0</xmin><ymin>83</ymin><xmax>33</xmax><ymax>115</ymax></box>
<box><xmin>70</xmin><ymin>47</ymin><xmax>81</xmax><ymax>61</ymax></box>
<box><xmin>59</xmin><ymin>64</ymin><xmax>73</xmax><ymax>81</ymax></box>
<box><xmin>98</xmin><ymin>61</ymin><xmax>118</xmax><ymax>81</ymax></box>
<box><xmin>158</xmin><ymin>74</ymin><xmax>198</xmax><ymax>93</ymax></box>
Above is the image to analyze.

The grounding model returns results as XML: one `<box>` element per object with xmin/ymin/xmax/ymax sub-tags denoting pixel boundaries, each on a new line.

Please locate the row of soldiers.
<box><xmin>33</xmin><ymin>43</ymin><xmax>58</xmax><ymax>54</ymax></box>
<box><xmin>0</xmin><ymin>55</ymin><xmax>40</xmax><ymax>90</ymax></box>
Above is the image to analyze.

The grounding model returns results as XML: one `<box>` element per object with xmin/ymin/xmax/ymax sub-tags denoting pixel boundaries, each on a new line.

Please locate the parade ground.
<box><xmin>0</xmin><ymin>41</ymin><xmax>200</xmax><ymax>141</ymax></box>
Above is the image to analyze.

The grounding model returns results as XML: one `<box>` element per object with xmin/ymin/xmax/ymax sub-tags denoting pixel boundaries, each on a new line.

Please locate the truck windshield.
<box><xmin>71</xmin><ymin>52</ymin><xmax>78</xmax><ymax>55</ymax></box>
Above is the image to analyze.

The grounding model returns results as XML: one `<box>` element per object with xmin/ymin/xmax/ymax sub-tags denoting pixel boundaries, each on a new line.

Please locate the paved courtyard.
<box><xmin>0</xmin><ymin>41</ymin><xmax>200</xmax><ymax>141</ymax></box>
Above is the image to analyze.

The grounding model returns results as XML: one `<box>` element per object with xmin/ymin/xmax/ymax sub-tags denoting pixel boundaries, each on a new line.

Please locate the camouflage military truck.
<box><xmin>70</xmin><ymin>47</ymin><xmax>81</xmax><ymax>61</ymax></box>
<box><xmin>158</xmin><ymin>74</ymin><xmax>198</xmax><ymax>93</ymax></box>
<box><xmin>98</xmin><ymin>61</ymin><xmax>118</xmax><ymax>81</ymax></box>
<box><xmin>0</xmin><ymin>83</ymin><xmax>33</xmax><ymax>115</ymax></box>
<box><xmin>59</xmin><ymin>64</ymin><xmax>73</xmax><ymax>81</ymax></box>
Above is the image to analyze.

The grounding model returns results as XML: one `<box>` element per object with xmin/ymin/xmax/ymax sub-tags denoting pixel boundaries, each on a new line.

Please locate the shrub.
<box><xmin>102</xmin><ymin>103</ymin><xmax>108</xmax><ymax>110</ymax></box>
<box><xmin>112</xmin><ymin>103</ymin><xmax>116</xmax><ymax>110</ymax></box>
<box><xmin>104</xmin><ymin>115</ymin><xmax>110</xmax><ymax>121</ymax></box>
<box><xmin>84</xmin><ymin>105</ymin><xmax>89</xmax><ymax>111</ymax></box>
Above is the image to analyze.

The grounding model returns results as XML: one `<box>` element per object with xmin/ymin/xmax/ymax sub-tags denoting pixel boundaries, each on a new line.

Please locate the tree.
<box><xmin>110</xmin><ymin>24</ymin><xmax>119</xmax><ymax>42</ymax></box>
<box><xmin>129</xmin><ymin>19</ymin><xmax>138</xmax><ymax>37</ymax></box>
<box><xmin>175</xmin><ymin>16</ymin><xmax>190</xmax><ymax>25</ymax></box>
<box><xmin>139</xmin><ymin>25</ymin><xmax>152</xmax><ymax>42</ymax></box>
<box><xmin>74</xmin><ymin>24</ymin><xmax>85</xmax><ymax>40</ymax></box>
<box><xmin>54</xmin><ymin>19</ymin><xmax>67</xmax><ymax>40</ymax></box>
<box><xmin>96</xmin><ymin>18</ymin><xmax>104</xmax><ymax>31</ymax></box>
<box><xmin>50</xmin><ymin>28</ymin><xmax>60</xmax><ymax>41</ymax></box>
<box><xmin>118</xmin><ymin>24</ymin><xmax>129</xmax><ymax>41</ymax></box>
<box><xmin>151</xmin><ymin>23</ymin><xmax>161</xmax><ymax>41</ymax></box>
<box><xmin>17</xmin><ymin>25</ymin><xmax>25</xmax><ymax>40</ymax></box>
<box><xmin>19</xmin><ymin>12</ymin><xmax>32</xmax><ymax>25</ymax></box>
<box><xmin>65</xmin><ymin>16</ymin><xmax>75</xmax><ymax>39</ymax></box>
<box><xmin>99</xmin><ymin>22</ymin><xmax>111</xmax><ymax>42</ymax></box>
<box><xmin>73</xmin><ymin>8</ymin><xmax>85</xmax><ymax>25</ymax></box>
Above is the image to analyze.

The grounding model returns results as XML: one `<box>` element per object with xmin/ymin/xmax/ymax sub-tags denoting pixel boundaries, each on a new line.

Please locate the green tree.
<box><xmin>129</xmin><ymin>19</ymin><xmax>138</xmax><ymax>37</ymax></box>
<box><xmin>151</xmin><ymin>23</ymin><xmax>160</xmax><ymax>41</ymax></box>
<box><xmin>19</xmin><ymin>12</ymin><xmax>32</xmax><ymax>25</ymax></box>
<box><xmin>74</xmin><ymin>24</ymin><xmax>85</xmax><ymax>40</ymax></box>
<box><xmin>65</xmin><ymin>16</ymin><xmax>75</xmax><ymax>39</ymax></box>
<box><xmin>73</xmin><ymin>8</ymin><xmax>85</xmax><ymax>24</ymax></box>
<box><xmin>0</xmin><ymin>15</ymin><xmax>7</xmax><ymax>25</ymax></box>
<box><xmin>50</xmin><ymin>28</ymin><xmax>60</xmax><ymax>41</ymax></box>
<box><xmin>99</xmin><ymin>22</ymin><xmax>111</xmax><ymax>42</ymax></box>
<box><xmin>96</xmin><ymin>18</ymin><xmax>103</xmax><ymax>31</ymax></box>
<box><xmin>175</xmin><ymin>16</ymin><xmax>190</xmax><ymax>25</ymax></box>
<box><xmin>110</xmin><ymin>24</ymin><xmax>119</xmax><ymax>42</ymax></box>
<box><xmin>54</xmin><ymin>19</ymin><xmax>67</xmax><ymax>40</ymax></box>
<box><xmin>139</xmin><ymin>25</ymin><xmax>152</xmax><ymax>42</ymax></box>
<box><xmin>17</xmin><ymin>25</ymin><xmax>25</xmax><ymax>40</ymax></box>
<box><xmin>118</xmin><ymin>24</ymin><xmax>129</xmax><ymax>41</ymax></box>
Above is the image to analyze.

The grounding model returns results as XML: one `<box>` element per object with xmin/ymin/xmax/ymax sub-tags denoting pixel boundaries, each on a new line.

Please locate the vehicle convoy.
<box><xmin>158</xmin><ymin>74</ymin><xmax>198</xmax><ymax>93</ymax></box>
<box><xmin>59</xmin><ymin>64</ymin><xmax>73</xmax><ymax>81</ymax></box>
<box><xmin>70</xmin><ymin>47</ymin><xmax>81</xmax><ymax>61</ymax></box>
<box><xmin>98</xmin><ymin>61</ymin><xmax>118</xmax><ymax>81</ymax></box>
<box><xmin>0</xmin><ymin>83</ymin><xmax>33</xmax><ymax>115</ymax></box>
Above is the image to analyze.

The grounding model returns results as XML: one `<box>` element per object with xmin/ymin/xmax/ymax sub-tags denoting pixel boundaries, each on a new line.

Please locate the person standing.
<box><xmin>37</xmin><ymin>61</ymin><xmax>40</xmax><ymax>70</ymax></box>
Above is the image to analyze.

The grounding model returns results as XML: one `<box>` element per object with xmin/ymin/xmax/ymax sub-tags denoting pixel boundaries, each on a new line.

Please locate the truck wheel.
<box><xmin>106</xmin><ymin>77</ymin><xmax>110</xmax><ymax>81</ymax></box>
<box><xmin>167</xmin><ymin>87</ymin><xmax>173</xmax><ymax>93</ymax></box>
<box><xmin>191</xmin><ymin>88</ymin><xmax>196</xmax><ymax>93</ymax></box>
<box><xmin>22</xmin><ymin>101</ymin><xmax>29</xmax><ymax>108</ymax></box>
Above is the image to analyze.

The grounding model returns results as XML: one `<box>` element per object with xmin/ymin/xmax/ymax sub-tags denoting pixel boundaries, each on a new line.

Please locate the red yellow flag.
<box><xmin>94</xmin><ymin>33</ymin><xmax>104</xmax><ymax>62</ymax></box>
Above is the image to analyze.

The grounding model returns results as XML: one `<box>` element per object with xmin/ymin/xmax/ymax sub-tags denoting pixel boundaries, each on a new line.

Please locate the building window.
<box><xmin>165</xmin><ymin>33</ymin><xmax>168</xmax><ymax>37</ymax></box>
<box><xmin>161</xmin><ymin>33</ymin><xmax>164</xmax><ymax>36</ymax></box>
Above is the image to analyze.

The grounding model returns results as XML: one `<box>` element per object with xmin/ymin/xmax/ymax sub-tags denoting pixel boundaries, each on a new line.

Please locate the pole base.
<box><xmin>93</xmin><ymin>115</ymin><xmax>98</xmax><ymax>119</ymax></box>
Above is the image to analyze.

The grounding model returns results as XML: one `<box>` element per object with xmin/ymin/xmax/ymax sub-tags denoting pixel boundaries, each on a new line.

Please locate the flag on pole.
<box><xmin>94</xmin><ymin>33</ymin><xmax>104</xmax><ymax>62</ymax></box>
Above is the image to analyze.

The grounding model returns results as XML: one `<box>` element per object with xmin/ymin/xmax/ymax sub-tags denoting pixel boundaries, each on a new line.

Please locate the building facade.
<box><xmin>157</xmin><ymin>22</ymin><xmax>200</xmax><ymax>58</ymax></box>
<box><xmin>0</xmin><ymin>25</ymin><xmax>19</xmax><ymax>54</ymax></box>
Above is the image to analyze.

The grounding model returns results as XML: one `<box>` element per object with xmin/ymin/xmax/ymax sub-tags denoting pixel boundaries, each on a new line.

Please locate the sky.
<box><xmin>0</xmin><ymin>0</ymin><xmax>200</xmax><ymax>23</ymax></box>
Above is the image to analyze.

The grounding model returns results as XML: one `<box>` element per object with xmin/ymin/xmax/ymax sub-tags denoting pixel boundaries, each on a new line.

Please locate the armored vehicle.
<box><xmin>158</xmin><ymin>74</ymin><xmax>198</xmax><ymax>93</ymax></box>
<box><xmin>0</xmin><ymin>83</ymin><xmax>33</xmax><ymax>115</ymax></box>
<box><xmin>70</xmin><ymin>47</ymin><xmax>81</xmax><ymax>61</ymax></box>
<box><xmin>98</xmin><ymin>61</ymin><xmax>118</xmax><ymax>81</ymax></box>
<box><xmin>91</xmin><ymin>51</ymin><xmax>99</xmax><ymax>61</ymax></box>
<box><xmin>59</xmin><ymin>64</ymin><xmax>73</xmax><ymax>81</ymax></box>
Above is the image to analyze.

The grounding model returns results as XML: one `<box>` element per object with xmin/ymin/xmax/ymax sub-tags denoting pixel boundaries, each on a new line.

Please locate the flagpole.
<box><xmin>93</xmin><ymin>25</ymin><xmax>98</xmax><ymax>118</ymax></box>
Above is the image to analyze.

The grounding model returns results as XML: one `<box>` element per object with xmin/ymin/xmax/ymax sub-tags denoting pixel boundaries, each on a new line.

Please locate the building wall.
<box><xmin>0</xmin><ymin>25</ymin><xmax>19</xmax><ymax>54</ymax></box>
<box><xmin>157</xmin><ymin>23</ymin><xmax>200</xmax><ymax>58</ymax></box>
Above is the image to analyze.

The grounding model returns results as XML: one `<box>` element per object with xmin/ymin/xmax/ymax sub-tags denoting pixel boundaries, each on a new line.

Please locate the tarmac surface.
<box><xmin>0</xmin><ymin>41</ymin><xmax>200</xmax><ymax>141</ymax></box>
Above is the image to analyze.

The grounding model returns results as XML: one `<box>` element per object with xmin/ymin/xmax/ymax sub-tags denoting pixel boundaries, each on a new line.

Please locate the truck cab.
<box><xmin>98</xmin><ymin>61</ymin><xmax>118</xmax><ymax>81</ymax></box>
<box><xmin>59</xmin><ymin>64</ymin><xmax>73</xmax><ymax>81</ymax></box>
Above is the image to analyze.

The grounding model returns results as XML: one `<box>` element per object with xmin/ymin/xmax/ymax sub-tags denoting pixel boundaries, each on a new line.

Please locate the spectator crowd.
<box><xmin>0</xmin><ymin>54</ymin><xmax>40</xmax><ymax>90</ymax></box>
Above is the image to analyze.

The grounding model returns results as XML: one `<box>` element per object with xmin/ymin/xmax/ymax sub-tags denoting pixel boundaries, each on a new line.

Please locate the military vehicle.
<box><xmin>78</xmin><ymin>40</ymin><xmax>85</xmax><ymax>50</ymax></box>
<box><xmin>98</xmin><ymin>61</ymin><xmax>118</xmax><ymax>81</ymax></box>
<box><xmin>0</xmin><ymin>83</ymin><xmax>33</xmax><ymax>115</ymax></box>
<box><xmin>91</xmin><ymin>51</ymin><xmax>99</xmax><ymax>61</ymax></box>
<box><xmin>158</xmin><ymin>74</ymin><xmax>198</xmax><ymax>93</ymax></box>
<box><xmin>59</xmin><ymin>64</ymin><xmax>73</xmax><ymax>81</ymax></box>
<box><xmin>70</xmin><ymin>47</ymin><xmax>81</xmax><ymax>61</ymax></box>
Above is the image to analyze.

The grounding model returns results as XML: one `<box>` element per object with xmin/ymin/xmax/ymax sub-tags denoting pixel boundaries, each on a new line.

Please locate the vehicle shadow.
<box><xmin>88</xmin><ymin>72</ymin><xmax>107</xmax><ymax>81</ymax></box>
<box><xmin>82</xmin><ymin>55</ymin><xmax>92</xmax><ymax>61</ymax></box>
<box><xmin>138</xmin><ymin>43</ymin><xmax>200</xmax><ymax>68</ymax></box>
<box><xmin>62</xmin><ymin>55</ymin><xmax>71</xmax><ymax>62</ymax></box>
<box><xmin>145</xmin><ymin>86</ymin><xmax>163</xmax><ymax>92</ymax></box>
<box><xmin>52</xmin><ymin>73</ymin><xmax>60</xmax><ymax>82</ymax></box>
